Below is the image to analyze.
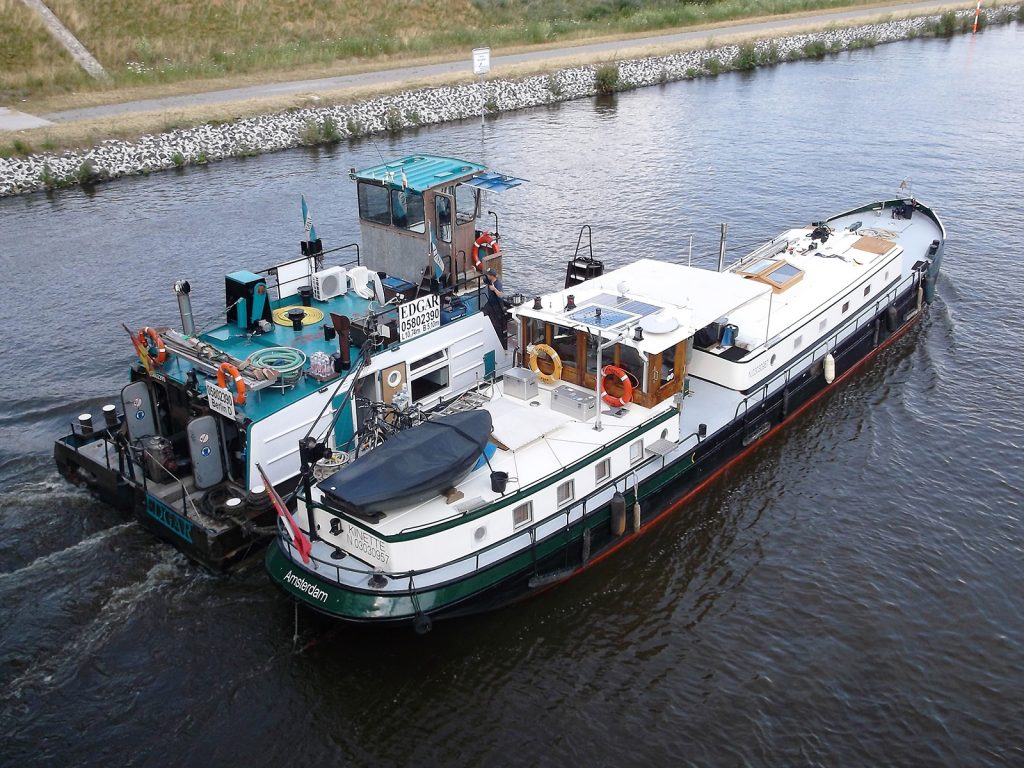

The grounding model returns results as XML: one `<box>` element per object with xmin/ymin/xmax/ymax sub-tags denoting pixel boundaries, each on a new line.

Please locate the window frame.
<box><xmin>512</xmin><ymin>501</ymin><xmax>533</xmax><ymax>529</ymax></box>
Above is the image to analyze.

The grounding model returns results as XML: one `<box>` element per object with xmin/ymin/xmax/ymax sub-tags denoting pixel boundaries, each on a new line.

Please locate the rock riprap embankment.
<box><xmin>0</xmin><ymin>9</ymin><xmax>1015</xmax><ymax>197</ymax></box>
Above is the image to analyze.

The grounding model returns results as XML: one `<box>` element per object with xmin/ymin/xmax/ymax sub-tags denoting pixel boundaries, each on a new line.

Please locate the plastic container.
<box><xmin>490</xmin><ymin>471</ymin><xmax>509</xmax><ymax>493</ymax></box>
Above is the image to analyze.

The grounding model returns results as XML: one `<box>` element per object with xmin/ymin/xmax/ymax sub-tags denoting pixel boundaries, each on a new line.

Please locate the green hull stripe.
<box><xmin>315</xmin><ymin>407</ymin><xmax>678</xmax><ymax>543</ymax></box>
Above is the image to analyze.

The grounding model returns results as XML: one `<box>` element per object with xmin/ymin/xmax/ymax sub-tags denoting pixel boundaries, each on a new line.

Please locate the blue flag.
<box><xmin>428</xmin><ymin>221</ymin><xmax>444</xmax><ymax>281</ymax></box>
<box><xmin>301</xmin><ymin>195</ymin><xmax>318</xmax><ymax>242</ymax></box>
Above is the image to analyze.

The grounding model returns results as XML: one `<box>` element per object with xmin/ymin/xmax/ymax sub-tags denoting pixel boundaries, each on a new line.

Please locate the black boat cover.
<box><xmin>318</xmin><ymin>409</ymin><xmax>492</xmax><ymax>519</ymax></box>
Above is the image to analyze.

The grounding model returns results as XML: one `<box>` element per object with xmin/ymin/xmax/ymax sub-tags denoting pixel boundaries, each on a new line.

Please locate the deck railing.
<box><xmin>277</xmin><ymin>435</ymin><xmax>677</xmax><ymax>589</ymax></box>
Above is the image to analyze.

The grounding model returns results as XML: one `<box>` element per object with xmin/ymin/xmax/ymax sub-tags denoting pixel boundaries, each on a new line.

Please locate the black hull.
<box><xmin>54</xmin><ymin>437</ymin><xmax>276</xmax><ymax>571</ymax></box>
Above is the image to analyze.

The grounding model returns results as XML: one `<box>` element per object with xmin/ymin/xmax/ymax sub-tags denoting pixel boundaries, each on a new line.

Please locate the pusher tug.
<box><xmin>54</xmin><ymin>155</ymin><xmax>526</xmax><ymax>569</ymax></box>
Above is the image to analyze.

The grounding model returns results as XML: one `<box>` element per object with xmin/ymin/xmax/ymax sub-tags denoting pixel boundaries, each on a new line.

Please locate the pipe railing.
<box><xmin>278</xmin><ymin>445</ymin><xmax>671</xmax><ymax>589</ymax></box>
<box><xmin>732</xmin><ymin>270</ymin><xmax>920</xmax><ymax>421</ymax></box>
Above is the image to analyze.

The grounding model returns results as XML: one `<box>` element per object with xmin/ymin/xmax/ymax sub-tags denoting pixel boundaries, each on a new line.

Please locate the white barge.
<box><xmin>265</xmin><ymin>176</ymin><xmax>945</xmax><ymax>631</ymax></box>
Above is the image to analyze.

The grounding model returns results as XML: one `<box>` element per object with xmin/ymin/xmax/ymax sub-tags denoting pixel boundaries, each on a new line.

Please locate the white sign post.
<box><xmin>472</xmin><ymin>47</ymin><xmax>491</xmax><ymax>126</ymax></box>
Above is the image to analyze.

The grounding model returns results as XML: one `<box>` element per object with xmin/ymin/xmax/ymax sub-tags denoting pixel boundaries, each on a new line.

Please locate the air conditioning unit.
<box><xmin>312</xmin><ymin>266</ymin><xmax>348</xmax><ymax>301</ymax></box>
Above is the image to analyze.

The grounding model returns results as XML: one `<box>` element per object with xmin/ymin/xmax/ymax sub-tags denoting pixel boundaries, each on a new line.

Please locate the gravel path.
<box><xmin>2</xmin><ymin>3</ymin><xmax>1016</xmax><ymax>197</ymax></box>
<box><xmin>41</xmin><ymin>1</ymin><xmax>961</xmax><ymax>123</ymax></box>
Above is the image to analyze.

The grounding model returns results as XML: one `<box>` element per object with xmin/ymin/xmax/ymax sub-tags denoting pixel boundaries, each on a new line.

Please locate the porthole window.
<box><xmin>629</xmin><ymin>439</ymin><xmax>644</xmax><ymax>464</ymax></box>
<box><xmin>864</xmin><ymin>285</ymin><xmax>871</xmax><ymax>297</ymax></box>
<box><xmin>595</xmin><ymin>458</ymin><xmax>611</xmax><ymax>484</ymax></box>
<box><xmin>819</xmin><ymin>318</ymin><xmax>827</xmax><ymax>331</ymax></box>
<box><xmin>512</xmin><ymin>502</ymin><xmax>533</xmax><ymax>529</ymax></box>
<box><xmin>794</xmin><ymin>335</ymin><xmax>803</xmax><ymax>350</ymax></box>
<box><xmin>474</xmin><ymin>526</ymin><xmax>487</xmax><ymax>542</ymax></box>
<box><xmin>770</xmin><ymin>354</ymin><xmax>777</xmax><ymax>365</ymax></box>
<box><xmin>842</xmin><ymin>301</ymin><xmax>850</xmax><ymax>314</ymax></box>
<box><xmin>557</xmin><ymin>480</ymin><xmax>574</xmax><ymax>507</ymax></box>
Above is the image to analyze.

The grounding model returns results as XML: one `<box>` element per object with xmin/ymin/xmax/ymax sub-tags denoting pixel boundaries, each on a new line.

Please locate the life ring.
<box><xmin>137</xmin><ymin>326</ymin><xmax>167</xmax><ymax>365</ymax></box>
<box><xmin>471</xmin><ymin>232</ymin><xmax>500</xmax><ymax>271</ymax></box>
<box><xmin>216</xmin><ymin>362</ymin><xmax>247</xmax><ymax>405</ymax></box>
<box><xmin>601</xmin><ymin>365</ymin><xmax>633</xmax><ymax>407</ymax></box>
<box><xmin>528</xmin><ymin>344</ymin><xmax>561</xmax><ymax>385</ymax></box>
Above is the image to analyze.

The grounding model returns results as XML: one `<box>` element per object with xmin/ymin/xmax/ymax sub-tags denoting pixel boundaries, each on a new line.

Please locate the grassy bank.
<box><xmin>4</xmin><ymin>2</ymin><xmax>1019</xmax><ymax>167</ymax></box>
<box><xmin>2</xmin><ymin>0</ymin><xmax>954</xmax><ymax>106</ymax></box>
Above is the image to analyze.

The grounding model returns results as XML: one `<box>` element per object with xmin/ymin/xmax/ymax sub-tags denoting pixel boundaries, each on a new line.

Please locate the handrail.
<box><xmin>281</xmin><ymin>443</ymin><xmax>670</xmax><ymax>585</ymax></box>
<box><xmin>258</xmin><ymin>243</ymin><xmax>362</xmax><ymax>297</ymax></box>
<box><xmin>573</xmin><ymin>225</ymin><xmax>594</xmax><ymax>262</ymax></box>
<box><xmin>732</xmin><ymin>270</ymin><xmax>918</xmax><ymax>421</ymax></box>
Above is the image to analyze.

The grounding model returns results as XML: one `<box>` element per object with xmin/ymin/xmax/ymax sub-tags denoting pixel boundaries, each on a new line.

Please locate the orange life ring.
<box><xmin>137</xmin><ymin>326</ymin><xmax>167</xmax><ymax>365</ymax></box>
<box><xmin>601</xmin><ymin>365</ymin><xmax>633</xmax><ymax>407</ymax></box>
<box><xmin>216</xmin><ymin>362</ymin><xmax>247</xmax><ymax>405</ymax></box>
<box><xmin>471</xmin><ymin>232</ymin><xmax>500</xmax><ymax>271</ymax></box>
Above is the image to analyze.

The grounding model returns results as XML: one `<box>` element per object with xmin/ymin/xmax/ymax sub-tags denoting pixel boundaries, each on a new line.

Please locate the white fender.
<box><xmin>824</xmin><ymin>353</ymin><xmax>836</xmax><ymax>384</ymax></box>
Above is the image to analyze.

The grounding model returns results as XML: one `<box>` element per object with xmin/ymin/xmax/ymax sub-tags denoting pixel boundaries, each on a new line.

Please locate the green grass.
<box><xmin>594</xmin><ymin>62</ymin><xmax>621</xmax><ymax>93</ymax></box>
<box><xmin>0</xmin><ymin>0</ymin><xmax>975</xmax><ymax>102</ymax></box>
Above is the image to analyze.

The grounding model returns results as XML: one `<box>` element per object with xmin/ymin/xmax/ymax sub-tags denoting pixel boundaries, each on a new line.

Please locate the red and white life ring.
<box><xmin>471</xmin><ymin>232</ymin><xmax>500</xmax><ymax>271</ymax></box>
<box><xmin>216</xmin><ymin>362</ymin><xmax>247</xmax><ymax>405</ymax></box>
<box><xmin>137</xmin><ymin>326</ymin><xmax>167</xmax><ymax>365</ymax></box>
<box><xmin>601</xmin><ymin>365</ymin><xmax>633</xmax><ymax>407</ymax></box>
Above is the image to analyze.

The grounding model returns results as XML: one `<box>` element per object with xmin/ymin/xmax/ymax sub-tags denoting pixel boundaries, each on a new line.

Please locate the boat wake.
<box><xmin>0</xmin><ymin>551</ymin><xmax>188</xmax><ymax>708</ymax></box>
<box><xmin>0</xmin><ymin>521</ymin><xmax>135</xmax><ymax>583</ymax></box>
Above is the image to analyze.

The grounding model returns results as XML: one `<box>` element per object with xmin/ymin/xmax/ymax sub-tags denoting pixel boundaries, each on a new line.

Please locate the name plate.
<box><xmin>207</xmin><ymin>382</ymin><xmax>236</xmax><ymax>419</ymax></box>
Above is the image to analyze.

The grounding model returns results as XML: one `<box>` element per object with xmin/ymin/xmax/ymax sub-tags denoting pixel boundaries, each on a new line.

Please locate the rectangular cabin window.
<box><xmin>557</xmin><ymin>480</ymin><xmax>574</xmax><ymax>506</ymax></box>
<box><xmin>595</xmin><ymin>458</ymin><xmax>611</xmax><ymax>484</ymax></box>
<box><xmin>455</xmin><ymin>184</ymin><xmax>479</xmax><ymax>225</ymax></box>
<box><xmin>358</xmin><ymin>182</ymin><xmax>391</xmax><ymax>225</ymax></box>
<box><xmin>842</xmin><ymin>301</ymin><xmax>850</xmax><ymax>314</ymax></box>
<box><xmin>391</xmin><ymin>189</ymin><xmax>424</xmax><ymax>232</ymax></box>
<box><xmin>864</xmin><ymin>285</ymin><xmax>871</xmax><ymax>297</ymax></box>
<box><xmin>513</xmin><ymin>501</ymin><xmax>533</xmax><ymax>529</ymax></box>
<box><xmin>629</xmin><ymin>439</ymin><xmax>644</xmax><ymax>464</ymax></box>
<box><xmin>410</xmin><ymin>349</ymin><xmax>447</xmax><ymax>372</ymax></box>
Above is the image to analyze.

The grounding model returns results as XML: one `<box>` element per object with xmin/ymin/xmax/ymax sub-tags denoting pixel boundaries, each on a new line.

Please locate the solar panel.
<box><xmin>581</xmin><ymin>293</ymin><xmax>661</xmax><ymax>316</ymax></box>
<box><xmin>567</xmin><ymin>306</ymin><xmax>635</xmax><ymax>328</ymax></box>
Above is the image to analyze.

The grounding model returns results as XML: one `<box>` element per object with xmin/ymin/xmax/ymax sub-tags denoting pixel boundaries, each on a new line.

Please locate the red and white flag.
<box><xmin>256</xmin><ymin>464</ymin><xmax>311</xmax><ymax>564</ymax></box>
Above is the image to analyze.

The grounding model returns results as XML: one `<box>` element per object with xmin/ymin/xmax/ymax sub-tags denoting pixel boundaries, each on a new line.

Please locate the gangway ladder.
<box><xmin>564</xmin><ymin>225</ymin><xmax>604</xmax><ymax>288</ymax></box>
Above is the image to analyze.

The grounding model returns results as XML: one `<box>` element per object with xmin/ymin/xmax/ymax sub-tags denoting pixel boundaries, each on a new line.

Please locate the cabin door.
<box><xmin>381</xmin><ymin>362</ymin><xmax>407</xmax><ymax>404</ymax></box>
<box><xmin>434</xmin><ymin>193</ymin><xmax>454</xmax><ymax>278</ymax></box>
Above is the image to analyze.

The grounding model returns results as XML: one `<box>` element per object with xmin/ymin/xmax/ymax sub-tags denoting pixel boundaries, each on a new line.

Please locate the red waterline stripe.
<box><xmin>577</xmin><ymin>309</ymin><xmax>924</xmax><ymax>575</ymax></box>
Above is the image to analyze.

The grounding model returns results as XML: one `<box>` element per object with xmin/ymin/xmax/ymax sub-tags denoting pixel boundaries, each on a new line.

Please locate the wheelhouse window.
<box><xmin>358</xmin><ymin>182</ymin><xmax>391</xmax><ymax>225</ymax></box>
<box><xmin>513</xmin><ymin>501</ymin><xmax>533</xmax><ymax>529</ymax></box>
<box><xmin>392</xmin><ymin>189</ymin><xmax>424</xmax><ymax>232</ymax></box>
<box><xmin>552</xmin><ymin>326</ymin><xmax>578</xmax><ymax>368</ymax></box>
<box><xmin>659</xmin><ymin>344</ymin><xmax>676</xmax><ymax>386</ymax></box>
<box><xmin>455</xmin><ymin>184</ymin><xmax>479</xmax><ymax>224</ymax></box>
<box><xmin>435</xmin><ymin>195</ymin><xmax>452</xmax><ymax>242</ymax></box>
<box><xmin>618</xmin><ymin>344</ymin><xmax>644</xmax><ymax>391</ymax></box>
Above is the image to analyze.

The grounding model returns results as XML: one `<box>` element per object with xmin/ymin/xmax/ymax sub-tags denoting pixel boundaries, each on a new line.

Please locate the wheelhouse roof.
<box><xmin>352</xmin><ymin>155</ymin><xmax>487</xmax><ymax>194</ymax></box>
<box><xmin>515</xmin><ymin>259</ymin><xmax>771</xmax><ymax>355</ymax></box>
